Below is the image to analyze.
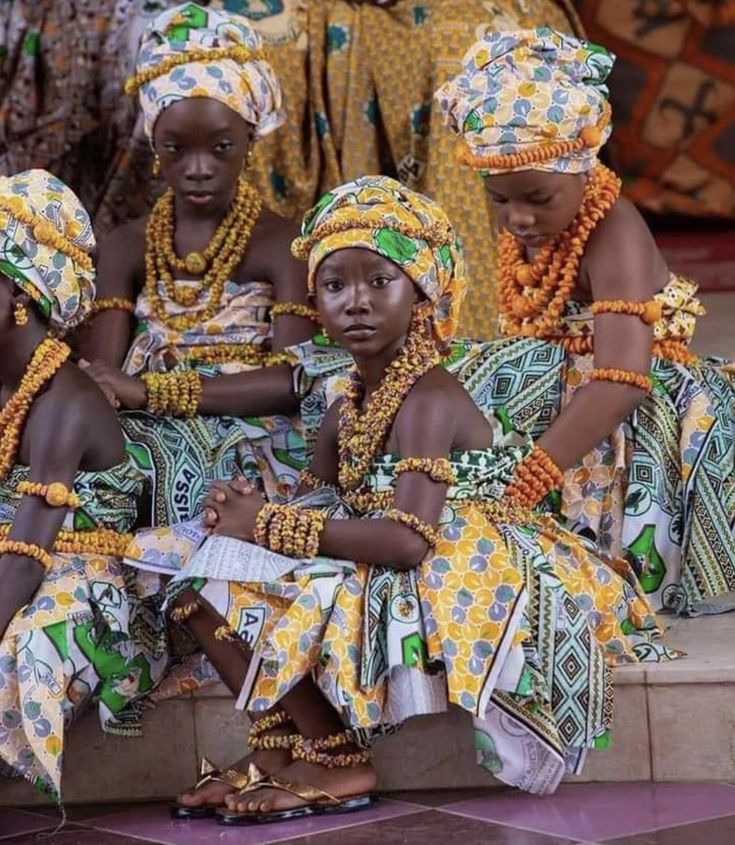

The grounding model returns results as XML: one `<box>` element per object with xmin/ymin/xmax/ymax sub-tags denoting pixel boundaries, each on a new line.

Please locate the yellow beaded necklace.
<box><xmin>338</xmin><ymin>309</ymin><xmax>439</xmax><ymax>491</ymax></box>
<box><xmin>498</xmin><ymin>164</ymin><xmax>621</xmax><ymax>338</ymax></box>
<box><xmin>145</xmin><ymin>175</ymin><xmax>262</xmax><ymax>331</ymax></box>
<box><xmin>0</xmin><ymin>338</ymin><xmax>70</xmax><ymax>482</ymax></box>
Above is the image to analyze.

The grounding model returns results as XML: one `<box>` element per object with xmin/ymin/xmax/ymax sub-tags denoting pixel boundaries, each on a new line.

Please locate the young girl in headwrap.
<box><xmin>435</xmin><ymin>28</ymin><xmax>735</xmax><ymax>616</ymax></box>
<box><xmin>0</xmin><ymin>170</ymin><xmax>167</xmax><ymax>800</ymax></box>
<box><xmin>77</xmin><ymin>3</ymin><xmax>315</xmax><ymax>526</ymax></box>
<box><xmin>143</xmin><ymin>176</ymin><xmax>675</xmax><ymax>822</ymax></box>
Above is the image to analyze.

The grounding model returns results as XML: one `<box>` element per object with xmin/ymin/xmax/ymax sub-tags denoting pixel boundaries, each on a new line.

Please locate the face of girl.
<box><xmin>152</xmin><ymin>98</ymin><xmax>253</xmax><ymax>213</ymax></box>
<box><xmin>484</xmin><ymin>170</ymin><xmax>587</xmax><ymax>247</ymax></box>
<box><xmin>314</xmin><ymin>248</ymin><xmax>419</xmax><ymax>359</ymax></box>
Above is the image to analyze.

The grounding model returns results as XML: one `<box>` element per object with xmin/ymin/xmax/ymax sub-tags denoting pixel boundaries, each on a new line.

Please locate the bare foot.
<box><xmin>224</xmin><ymin>759</ymin><xmax>377</xmax><ymax>816</ymax></box>
<box><xmin>176</xmin><ymin>744</ymin><xmax>292</xmax><ymax>809</ymax></box>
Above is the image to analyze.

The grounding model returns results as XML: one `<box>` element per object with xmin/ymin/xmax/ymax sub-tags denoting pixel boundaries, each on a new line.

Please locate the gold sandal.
<box><xmin>171</xmin><ymin>759</ymin><xmax>269</xmax><ymax>819</ymax></box>
<box><xmin>171</xmin><ymin>708</ymin><xmax>300</xmax><ymax>820</ymax></box>
<box><xmin>216</xmin><ymin>729</ymin><xmax>376</xmax><ymax>827</ymax></box>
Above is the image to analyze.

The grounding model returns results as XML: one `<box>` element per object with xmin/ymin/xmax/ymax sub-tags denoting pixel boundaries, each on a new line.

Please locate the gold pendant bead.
<box><xmin>184</xmin><ymin>251</ymin><xmax>207</xmax><ymax>276</ymax></box>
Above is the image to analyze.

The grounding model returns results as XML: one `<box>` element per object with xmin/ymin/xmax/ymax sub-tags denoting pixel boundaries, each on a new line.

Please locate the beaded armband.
<box><xmin>589</xmin><ymin>368</ymin><xmax>652</xmax><ymax>392</ymax></box>
<box><xmin>394</xmin><ymin>457</ymin><xmax>457</xmax><ymax>486</ymax></box>
<box><xmin>142</xmin><ymin>371</ymin><xmax>202</xmax><ymax>417</ymax></box>
<box><xmin>17</xmin><ymin>481</ymin><xmax>80</xmax><ymax>509</ymax></box>
<box><xmin>89</xmin><ymin>298</ymin><xmax>136</xmax><ymax>317</ymax></box>
<box><xmin>0</xmin><ymin>539</ymin><xmax>52</xmax><ymax>571</ymax></box>
<box><xmin>271</xmin><ymin>302</ymin><xmax>320</xmax><ymax>322</ymax></box>
<box><xmin>299</xmin><ymin>468</ymin><xmax>331</xmax><ymax>490</ymax></box>
<box><xmin>505</xmin><ymin>447</ymin><xmax>564</xmax><ymax>509</ymax></box>
<box><xmin>590</xmin><ymin>299</ymin><xmax>662</xmax><ymax>325</ymax></box>
<box><xmin>384</xmin><ymin>508</ymin><xmax>440</xmax><ymax>546</ymax></box>
<box><xmin>254</xmin><ymin>503</ymin><xmax>325</xmax><ymax>558</ymax></box>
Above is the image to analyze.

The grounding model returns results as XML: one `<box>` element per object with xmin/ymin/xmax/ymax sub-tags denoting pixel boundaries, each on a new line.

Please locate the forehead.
<box><xmin>316</xmin><ymin>247</ymin><xmax>401</xmax><ymax>275</ymax></box>
<box><xmin>154</xmin><ymin>97</ymin><xmax>250</xmax><ymax>138</ymax></box>
<box><xmin>484</xmin><ymin>170</ymin><xmax>579</xmax><ymax>196</ymax></box>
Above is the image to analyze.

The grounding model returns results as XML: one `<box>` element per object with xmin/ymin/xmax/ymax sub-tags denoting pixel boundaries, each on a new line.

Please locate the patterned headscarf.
<box><xmin>435</xmin><ymin>27</ymin><xmax>615</xmax><ymax>174</ymax></box>
<box><xmin>292</xmin><ymin>176</ymin><xmax>466</xmax><ymax>350</ymax></box>
<box><xmin>129</xmin><ymin>2</ymin><xmax>284</xmax><ymax>140</ymax></box>
<box><xmin>0</xmin><ymin>169</ymin><xmax>96</xmax><ymax>330</ymax></box>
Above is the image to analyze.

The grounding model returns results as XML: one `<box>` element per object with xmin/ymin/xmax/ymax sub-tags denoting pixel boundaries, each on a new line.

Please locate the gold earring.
<box><xmin>152</xmin><ymin>154</ymin><xmax>161</xmax><ymax>177</ymax></box>
<box><xmin>13</xmin><ymin>303</ymin><xmax>28</xmax><ymax>326</ymax></box>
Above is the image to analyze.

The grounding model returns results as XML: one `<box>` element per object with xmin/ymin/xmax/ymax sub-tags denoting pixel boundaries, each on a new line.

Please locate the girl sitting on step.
<box><xmin>0</xmin><ymin>170</ymin><xmax>166</xmax><ymax>801</ymax></box>
<box><xmin>129</xmin><ymin>176</ymin><xmax>676</xmax><ymax>824</ymax></box>
<box><xmin>77</xmin><ymin>3</ymin><xmax>316</xmax><ymax>526</ymax></box>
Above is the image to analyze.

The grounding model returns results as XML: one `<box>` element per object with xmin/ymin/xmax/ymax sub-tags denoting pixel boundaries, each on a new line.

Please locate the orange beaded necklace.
<box><xmin>0</xmin><ymin>338</ymin><xmax>70</xmax><ymax>481</ymax></box>
<box><xmin>498</xmin><ymin>164</ymin><xmax>621</xmax><ymax>338</ymax></box>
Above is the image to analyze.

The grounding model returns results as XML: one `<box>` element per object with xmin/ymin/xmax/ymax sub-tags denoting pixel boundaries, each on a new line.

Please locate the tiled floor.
<box><xmin>3</xmin><ymin>783</ymin><xmax>735</xmax><ymax>845</ymax></box>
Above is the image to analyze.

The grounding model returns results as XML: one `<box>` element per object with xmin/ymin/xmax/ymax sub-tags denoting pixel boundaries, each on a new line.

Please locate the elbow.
<box><xmin>386</xmin><ymin>530</ymin><xmax>431</xmax><ymax>570</ymax></box>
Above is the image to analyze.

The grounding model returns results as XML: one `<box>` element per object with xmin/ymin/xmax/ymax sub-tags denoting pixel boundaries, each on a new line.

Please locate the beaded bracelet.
<box><xmin>589</xmin><ymin>368</ymin><xmax>652</xmax><ymax>392</ymax></box>
<box><xmin>384</xmin><ymin>508</ymin><xmax>440</xmax><ymax>547</ymax></box>
<box><xmin>265</xmin><ymin>350</ymin><xmax>297</xmax><ymax>367</ymax></box>
<box><xmin>0</xmin><ymin>525</ymin><xmax>132</xmax><ymax>557</ymax></box>
<box><xmin>17</xmin><ymin>481</ymin><xmax>80</xmax><ymax>509</ymax></box>
<box><xmin>270</xmin><ymin>302</ymin><xmax>320</xmax><ymax>322</ymax></box>
<box><xmin>590</xmin><ymin>299</ymin><xmax>662</xmax><ymax>325</ymax></box>
<box><xmin>505</xmin><ymin>447</ymin><xmax>564</xmax><ymax>509</ymax></box>
<box><xmin>169</xmin><ymin>600</ymin><xmax>201</xmax><ymax>623</ymax></box>
<box><xmin>89</xmin><ymin>298</ymin><xmax>136</xmax><ymax>317</ymax></box>
<box><xmin>142</xmin><ymin>371</ymin><xmax>202</xmax><ymax>417</ymax></box>
<box><xmin>0</xmin><ymin>539</ymin><xmax>53</xmax><ymax>571</ymax></box>
<box><xmin>394</xmin><ymin>457</ymin><xmax>457</xmax><ymax>486</ymax></box>
<box><xmin>255</xmin><ymin>504</ymin><xmax>325</xmax><ymax>558</ymax></box>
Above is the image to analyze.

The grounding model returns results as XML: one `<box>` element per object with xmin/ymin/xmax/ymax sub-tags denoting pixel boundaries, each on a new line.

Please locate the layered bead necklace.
<box><xmin>145</xmin><ymin>175</ymin><xmax>262</xmax><ymax>332</ymax></box>
<box><xmin>498</xmin><ymin>163</ymin><xmax>621</xmax><ymax>338</ymax></box>
<box><xmin>338</xmin><ymin>310</ymin><xmax>439</xmax><ymax>491</ymax></box>
<box><xmin>0</xmin><ymin>338</ymin><xmax>70</xmax><ymax>481</ymax></box>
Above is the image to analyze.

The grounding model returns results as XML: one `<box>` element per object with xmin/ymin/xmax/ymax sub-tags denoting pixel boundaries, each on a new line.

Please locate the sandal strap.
<box><xmin>195</xmin><ymin>760</ymin><xmax>267</xmax><ymax>792</ymax></box>
<box><xmin>240</xmin><ymin>775</ymin><xmax>342</xmax><ymax>806</ymax></box>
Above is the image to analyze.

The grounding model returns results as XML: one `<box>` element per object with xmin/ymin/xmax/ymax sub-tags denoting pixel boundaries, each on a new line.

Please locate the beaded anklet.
<box><xmin>590</xmin><ymin>299</ymin><xmax>662</xmax><ymax>325</ymax></box>
<box><xmin>384</xmin><ymin>508</ymin><xmax>440</xmax><ymax>547</ymax></box>
<box><xmin>17</xmin><ymin>481</ymin><xmax>80</xmax><ymax>509</ymax></box>
<box><xmin>247</xmin><ymin>709</ymin><xmax>300</xmax><ymax>751</ymax></box>
<box><xmin>0</xmin><ymin>539</ymin><xmax>52</xmax><ymax>571</ymax></box>
<box><xmin>291</xmin><ymin>730</ymin><xmax>372</xmax><ymax>769</ymax></box>
<box><xmin>89</xmin><ymin>298</ymin><xmax>136</xmax><ymax>317</ymax></box>
<box><xmin>505</xmin><ymin>447</ymin><xmax>564</xmax><ymax>509</ymax></box>
<box><xmin>142</xmin><ymin>371</ymin><xmax>202</xmax><ymax>417</ymax></box>
<box><xmin>394</xmin><ymin>457</ymin><xmax>457</xmax><ymax>486</ymax></box>
<box><xmin>271</xmin><ymin>302</ymin><xmax>320</xmax><ymax>323</ymax></box>
<box><xmin>589</xmin><ymin>368</ymin><xmax>652</xmax><ymax>392</ymax></box>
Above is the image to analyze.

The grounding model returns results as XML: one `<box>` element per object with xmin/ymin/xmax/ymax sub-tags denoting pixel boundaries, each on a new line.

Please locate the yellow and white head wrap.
<box><xmin>0</xmin><ymin>169</ymin><xmax>96</xmax><ymax>330</ymax></box>
<box><xmin>435</xmin><ymin>27</ymin><xmax>615</xmax><ymax>175</ymax></box>
<box><xmin>128</xmin><ymin>2</ymin><xmax>284</xmax><ymax>140</ymax></box>
<box><xmin>292</xmin><ymin>176</ymin><xmax>466</xmax><ymax>350</ymax></box>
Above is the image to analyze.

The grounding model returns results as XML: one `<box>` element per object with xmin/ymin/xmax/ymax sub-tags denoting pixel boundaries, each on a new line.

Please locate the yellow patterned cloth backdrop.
<box><xmin>126</xmin><ymin>422</ymin><xmax>677</xmax><ymax>794</ymax></box>
<box><xmin>577</xmin><ymin>0</ymin><xmax>735</xmax><ymax>217</ymax></box>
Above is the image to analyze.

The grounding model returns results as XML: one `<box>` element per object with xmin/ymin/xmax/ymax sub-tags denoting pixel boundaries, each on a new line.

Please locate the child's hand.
<box><xmin>202</xmin><ymin>481</ymin><xmax>264</xmax><ymax>541</ymax></box>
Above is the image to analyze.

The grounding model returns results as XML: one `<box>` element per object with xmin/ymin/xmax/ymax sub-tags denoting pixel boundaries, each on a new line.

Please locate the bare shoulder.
<box><xmin>585</xmin><ymin>196</ymin><xmax>668</xmax><ymax>293</ymax></box>
<box><xmin>97</xmin><ymin>216</ymin><xmax>148</xmax><ymax>293</ymax></box>
<box><xmin>246</xmin><ymin>209</ymin><xmax>303</xmax><ymax>285</ymax></box>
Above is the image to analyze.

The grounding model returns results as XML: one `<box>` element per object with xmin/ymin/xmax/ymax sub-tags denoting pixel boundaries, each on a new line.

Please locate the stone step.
<box><xmin>1</xmin><ymin>614</ymin><xmax>732</xmax><ymax>807</ymax></box>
